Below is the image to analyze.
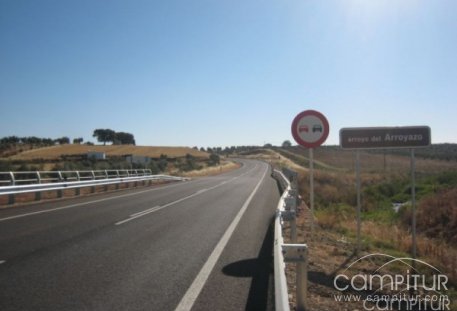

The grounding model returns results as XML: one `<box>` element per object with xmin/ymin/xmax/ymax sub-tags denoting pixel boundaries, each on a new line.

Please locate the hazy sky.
<box><xmin>1</xmin><ymin>0</ymin><xmax>456</xmax><ymax>147</ymax></box>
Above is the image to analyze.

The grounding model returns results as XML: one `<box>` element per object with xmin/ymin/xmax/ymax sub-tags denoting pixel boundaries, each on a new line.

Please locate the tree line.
<box><xmin>92</xmin><ymin>129</ymin><xmax>135</xmax><ymax>145</ymax></box>
<box><xmin>0</xmin><ymin>136</ymin><xmax>77</xmax><ymax>147</ymax></box>
<box><xmin>0</xmin><ymin>129</ymin><xmax>136</xmax><ymax>150</ymax></box>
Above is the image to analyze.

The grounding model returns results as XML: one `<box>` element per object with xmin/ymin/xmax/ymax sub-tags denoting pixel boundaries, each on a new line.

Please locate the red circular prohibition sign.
<box><xmin>291</xmin><ymin>110</ymin><xmax>329</xmax><ymax>148</ymax></box>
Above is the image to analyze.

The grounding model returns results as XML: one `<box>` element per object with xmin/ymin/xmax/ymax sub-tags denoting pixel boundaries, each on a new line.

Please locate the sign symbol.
<box><xmin>299</xmin><ymin>125</ymin><xmax>309</xmax><ymax>133</ymax></box>
<box><xmin>312</xmin><ymin>125</ymin><xmax>322</xmax><ymax>133</ymax></box>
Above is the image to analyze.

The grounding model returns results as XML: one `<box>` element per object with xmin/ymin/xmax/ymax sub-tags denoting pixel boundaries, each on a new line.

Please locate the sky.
<box><xmin>1</xmin><ymin>0</ymin><xmax>456</xmax><ymax>147</ymax></box>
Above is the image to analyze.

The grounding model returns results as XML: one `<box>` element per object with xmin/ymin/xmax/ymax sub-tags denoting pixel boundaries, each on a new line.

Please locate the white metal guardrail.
<box><xmin>273</xmin><ymin>169</ymin><xmax>308</xmax><ymax>311</ymax></box>
<box><xmin>0</xmin><ymin>169</ymin><xmax>153</xmax><ymax>186</ymax></box>
<box><xmin>0</xmin><ymin>170</ymin><xmax>187</xmax><ymax>205</ymax></box>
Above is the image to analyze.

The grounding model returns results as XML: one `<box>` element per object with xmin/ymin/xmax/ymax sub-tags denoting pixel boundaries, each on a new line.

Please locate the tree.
<box><xmin>0</xmin><ymin>136</ymin><xmax>20</xmax><ymax>146</ymax></box>
<box><xmin>55</xmin><ymin>137</ymin><xmax>70</xmax><ymax>145</ymax></box>
<box><xmin>42</xmin><ymin>138</ymin><xmax>54</xmax><ymax>146</ymax></box>
<box><xmin>114</xmin><ymin>132</ymin><xmax>135</xmax><ymax>145</ymax></box>
<box><xmin>73</xmin><ymin>137</ymin><xmax>83</xmax><ymax>144</ymax></box>
<box><xmin>179</xmin><ymin>153</ymin><xmax>199</xmax><ymax>172</ymax></box>
<box><xmin>209</xmin><ymin>153</ymin><xmax>220</xmax><ymax>166</ymax></box>
<box><xmin>157</xmin><ymin>154</ymin><xmax>168</xmax><ymax>172</ymax></box>
<box><xmin>282</xmin><ymin>140</ymin><xmax>292</xmax><ymax>148</ymax></box>
<box><xmin>93</xmin><ymin>129</ymin><xmax>115</xmax><ymax>145</ymax></box>
<box><xmin>23</xmin><ymin>136</ymin><xmax>41</xmax><ymax>145</ymax></box>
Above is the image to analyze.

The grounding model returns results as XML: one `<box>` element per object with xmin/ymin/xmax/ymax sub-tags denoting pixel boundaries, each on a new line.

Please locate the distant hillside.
<box><xmin>275</xmin><ymin>144</ymin><xmax>457</xmax><ymax>175</ymax></box>
<box><xmin>367</xmin><ymin>143</ymin><xmax>457</xmax><ymax>161</ymax></box>
<box><xmin>7</xmin><ymin>144</ymin><xmax>209</xmax><ymax>161</ymax></box>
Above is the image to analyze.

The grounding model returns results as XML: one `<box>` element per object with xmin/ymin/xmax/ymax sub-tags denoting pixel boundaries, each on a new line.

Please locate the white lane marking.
<box><xmin>0</xmin><ymin>181</ymin><xmax>190</xmax><ymax>223</ymax></box>
<box><xmin>130</xmin><ymin>206</ymin><xmax>162</xmax><ymax>218</ymax></box>
<box><xmin>194</xmin><ymin>188</ymin><xmax>208</xmax><ymax>195</ymax></box>
<box><xmin>0</xmin><ymin>260</ymin><xmax>5</xmax><ymax>265</ymax></box>
<box><xmin>114</xmin><ymin>164</ymin><xmax>260</xmax><ymax>226</ymax></box>
<box><xmin>174</xmin><ymin>165</ymin><xmax>268</xmax><ymax>311</ymax></box>
<box><xmin>115</xmin><ymin>187</ymin><xmax>216</xmax><ymax>226</ymax></box>
<box><xmin>115</xmin><ymin>206</ymin><xmax>164</xmax><ymax>226</ymax></box>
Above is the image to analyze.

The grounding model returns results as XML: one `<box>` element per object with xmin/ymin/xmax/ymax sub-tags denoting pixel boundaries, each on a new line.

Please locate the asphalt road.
<box><xmin>0</xmin><ymin>159</ymin><xmax>279</xmax><ymax>311</ymax></box>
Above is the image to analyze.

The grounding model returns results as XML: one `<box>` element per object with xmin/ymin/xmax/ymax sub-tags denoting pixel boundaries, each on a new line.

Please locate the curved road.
<box><xmin>0</xmin><ymin>159</ymin><xmax>279</xmax><ymax>311</ymax></box>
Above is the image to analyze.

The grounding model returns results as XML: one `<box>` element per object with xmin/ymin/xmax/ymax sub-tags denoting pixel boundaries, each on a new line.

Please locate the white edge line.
<box><xmin>0</xmin><ymin>260</ymin><xmax>6</xmax><ymax>265</ymax></box>
<box><xmin>174</xmin><ymin>165</ymin><xmax>268</xmax><ymax>311</ymax></box>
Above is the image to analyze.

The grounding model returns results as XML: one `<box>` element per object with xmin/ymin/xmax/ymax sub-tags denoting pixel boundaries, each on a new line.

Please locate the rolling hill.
<box><xmin>7</xmin><ymin>144</ymin><xmax>209</xmax><ymax>161</ymax></box>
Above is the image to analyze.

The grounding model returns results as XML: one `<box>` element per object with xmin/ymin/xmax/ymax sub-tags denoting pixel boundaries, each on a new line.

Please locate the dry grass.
<box><xmin>241</xmin><ymin>148</ymin><xmax>308</xmax><ymax>174</ymax></box>
<box><xmin>180</xmin><ymin>160</ymin><xmax>240</xmax><ymax>177</ymax></box>
<box><xmin>285</xmin><ymin>203</ymin><xmax>457</xmax><ymax>311</ymax></box>
<box><xmin>8</xmin><ymin>144</ymin><xmax>209</xmax><ymax>160</ymax></box>
<box><xmin>340</xmin><ymin>219</ymin><xmax>457</xmax><ymax>287</ymax></box>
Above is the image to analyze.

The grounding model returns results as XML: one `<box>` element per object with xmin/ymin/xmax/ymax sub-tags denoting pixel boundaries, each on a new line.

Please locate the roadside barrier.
<box><xmin>0</xmin><ymin>169</ymin><xmax>187</xmax><ymax>205</ymax></box>
<box><xmin>272</xmin><ymin>168</ymin><xmax>308</xmax><ymax>311</ymax></box>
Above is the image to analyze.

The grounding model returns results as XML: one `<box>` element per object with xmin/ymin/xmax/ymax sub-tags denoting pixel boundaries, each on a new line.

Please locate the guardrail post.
<box><xmin>75</xmin><ymin>172</ymin><xmax>81</xmax><ymax>196</ymax></box>
<box><xmin>35</xmin><ymin>171</ymin><xmax>42</xmax><ymax>201</ymax></box>
<box><xmin>115</xmin><ymin>171</ymin><xmax>120</xmax><ymax>190</ymax></box>
<box><xmin>297</xmin><ymin>248</ymin><xmax>308</xmax><ymax>311</ymax></box>
<box><xmin>284</xmin><ymin>195</ymin><xmax>297</xmax><ymax>242</ymax></box>
<box><xmin>90</xmin><ymin>171</ymin><xmax>96</xmax><ymax>193</ymax></box>
<box><xmin>8</xmin><ymin>172</ymin><xmax>15</xmax><ymax>204</ymax></box>
<box><xmin>104</xmin><ymin>171</ymin><xmax>109</xmax><ymax>191</ymax></box>
<box><xmin>9</xmin><ymin>172</ymin><xmax>15</xmax><ymax>186</ymax></box>
<box><xmin>56</xmin><ymin>171</ymin><xmax>63</xmax><ymax>198</ymax></box>
<box><xmin>283</xmin><ymin>244</ymin><xmax>308</xmax><ymax>311</ymax></box>
<box><xmin>8</xmin><ymin>193</ymin><xmax>15</xmax><ymax>205</ymax></box>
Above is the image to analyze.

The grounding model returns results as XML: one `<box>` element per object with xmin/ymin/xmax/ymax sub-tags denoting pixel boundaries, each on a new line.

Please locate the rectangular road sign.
<box><xmin>340</xmin><ymin>126</ymin><xmax>431</xmax><ymax>149</ymax></box>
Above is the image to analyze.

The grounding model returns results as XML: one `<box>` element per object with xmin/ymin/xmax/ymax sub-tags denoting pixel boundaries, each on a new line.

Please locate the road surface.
<box><xmin>0</xmin><ymin>159</ymin><xmax>279</xmax><ymax>310</ymax></box>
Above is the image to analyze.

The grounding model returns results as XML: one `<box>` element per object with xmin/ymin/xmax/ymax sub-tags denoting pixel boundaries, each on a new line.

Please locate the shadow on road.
<box><xmin>222</xmin><ymin>218</ymin><xmax>275</xmax><ymax>311</ymax></box>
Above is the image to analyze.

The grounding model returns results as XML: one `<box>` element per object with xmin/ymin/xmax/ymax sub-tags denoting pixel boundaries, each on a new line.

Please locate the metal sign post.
<box><xmin>411</xmin><ymin>149</ymin><xmax>417</xmax><ymax>266</ymax></box>
<box><xmin>291</xmin><ymin>109</ymin><xmax>330</xmax><ymax>237</ymax></box>
<box><xmin>355</xmin><ymin>150</ymin><xmax>361</xmax><ymax>254</ymax></box>
<box><xmin>309</xmin><ymin>148</ymin><xmax>314</xmax><ymax>234</ymax></box>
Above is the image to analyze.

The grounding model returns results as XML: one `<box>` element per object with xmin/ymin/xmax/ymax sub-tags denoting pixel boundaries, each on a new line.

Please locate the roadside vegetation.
<box><xmin>285</xmin><ymin>146</ymin><xmax>457</xmax><ymax>283</ymax></box>
<box><xmin>239</xmin><ymin>144</ymin><xmax>457</xmax><ymax>310</ymax></box>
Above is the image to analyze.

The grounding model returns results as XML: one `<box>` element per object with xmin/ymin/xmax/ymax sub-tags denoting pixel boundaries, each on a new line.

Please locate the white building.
<box><xmin>87</xmin><ymin>151</ymin><xmax>106</xmax><ymax>160</ymax></box>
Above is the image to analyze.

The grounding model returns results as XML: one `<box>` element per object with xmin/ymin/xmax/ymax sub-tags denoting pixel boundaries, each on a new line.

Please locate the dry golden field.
<box><xmin>7</xmin><ymin>144</ymin><xmax>208</xmax><ymax>160</ymax></box>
